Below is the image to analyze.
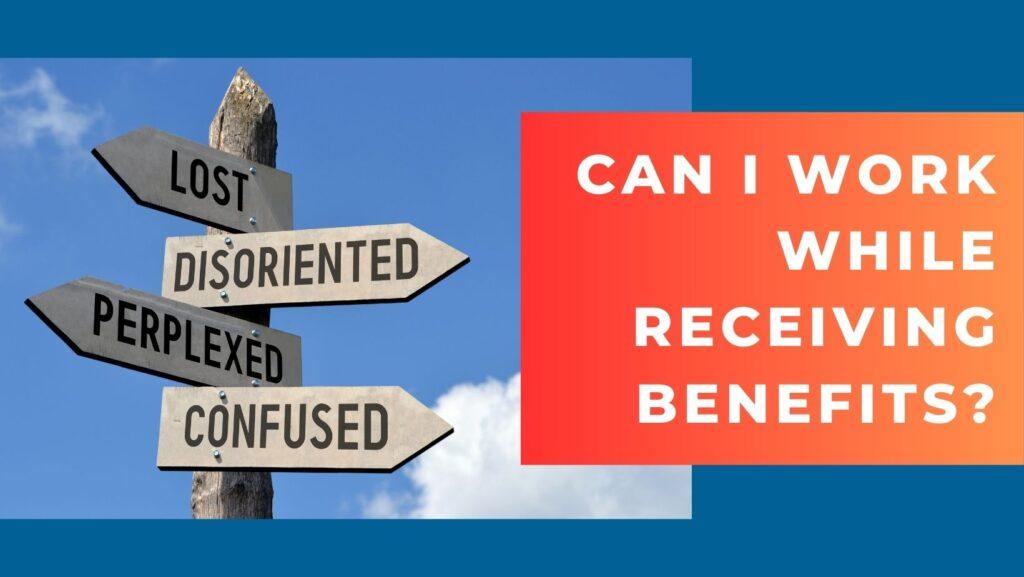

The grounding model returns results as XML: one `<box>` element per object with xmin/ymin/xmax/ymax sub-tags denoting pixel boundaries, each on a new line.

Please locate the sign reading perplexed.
<box><xmin>93</xmin><ymin>127</ymin><xmax>293</xmax><ymax>233</ymax></box>
<box><xmin>162</xmin><ymin>223</ymin><xmax>469</xmax><ymax>308</ymax></box>
<box><xmin>26</xmin><ymin>277</ymin><xmax>302</xmax><ymax>388</ymax></box>
<box><xmin>157</xmin><ymin>386</ymin><xmax>453</xmax><ymax>472</ymax></box>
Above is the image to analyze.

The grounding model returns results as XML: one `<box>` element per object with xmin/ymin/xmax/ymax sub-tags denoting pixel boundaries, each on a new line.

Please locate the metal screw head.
<box><xmin>219</xmin><ymin>290</ymin><xmax>228</xmax><ymax>299</ymax></box>
<box><xmin>224</xmin><ymin>237</ymin><xmax>233</xmax><ymax>246</ymax></box>
<box><xmin>250</xmin><ymin>328</ymin><xmax>260</xmax><ymax>337</ymax></box>
<box><xmin>251</xmin><ymin>379</ymin><xmax>260</xmax><ymax>386</ymax></box>
<box><xmin>249</xmin><ymin>166</ymin><xmax>256</xmax><ymax>175</ymax></box>
<box><xmin>249</xmin><ymin>217</ymin><xmax>257</xmax><ymax>226</ymax></box>
<box><xmin>218</xmin><ymin>390</ymin><xmax>226</xmax><ymax>399</ymax></box>
<box><xmin>212</xmin><ymin>450</ymin><xmax>221</xmax><ymax>458</ymax></box>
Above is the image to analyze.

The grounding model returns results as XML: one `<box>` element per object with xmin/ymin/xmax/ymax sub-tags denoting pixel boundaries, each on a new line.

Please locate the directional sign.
<box><xmin>157</xmin><ymin>386</ymin><xmax>452</xmax><ymax>472</ymax></box>
<box><xmin>26</xmin><ymin>277</ymin><xmax>302</xmax><ymax>388</ymax></box>
<box><xmin>162</xmin><ymin>223</ymin><xmax>469</xmax><ymax>308</ymax></box>
<box><xmin>93</xmin><ymin>127</ymin><xmax>293</xmax><ymax>233</ymax></box>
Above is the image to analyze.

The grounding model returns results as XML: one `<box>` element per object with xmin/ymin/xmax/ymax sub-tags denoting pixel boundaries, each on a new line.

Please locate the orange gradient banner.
<box><xmin>521</xmin><ymin>113</ymin><xmax>1024</xmax><ymax>464</ymax></box>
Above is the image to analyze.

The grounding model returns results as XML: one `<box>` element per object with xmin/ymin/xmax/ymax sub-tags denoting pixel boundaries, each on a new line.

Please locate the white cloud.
<box><xmin>360</xmin><ymin>491</ymin><xmax>411</xmax><ymax>519</ymax></box>
<box><xmin>363</xmin><ymin>373</ymin><xmax>691</xmax><ymax>519</ymax></box>
<box><xmin>0</xmin><ymin>205</ymin><xmax>20</xmax><ymax>252</ymax></box>
<box><xmin>0</xmin><ymin>68</ymin><xmax>101</xmax><ymax>149</ymax></box>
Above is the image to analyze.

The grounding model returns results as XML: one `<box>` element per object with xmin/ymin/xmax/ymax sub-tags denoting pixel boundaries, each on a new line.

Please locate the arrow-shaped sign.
<box><xmin>93</xmin><ymin>127</ymin><xmax>293</xmax><ymax>232</ymax></box>
<box><xmin>26</xmin><ymin>277</ymin><xmax>302</xmax><ymax>388</ymax></box>
<box><xmin>162</xmin><ymin>223</ymin><xmax>469</xmax><ymax>308</ymax></box>
<box><xmin>157</xmin><ymin>386</ymin><xmax>452</xmax><ymax>472</ymax></box>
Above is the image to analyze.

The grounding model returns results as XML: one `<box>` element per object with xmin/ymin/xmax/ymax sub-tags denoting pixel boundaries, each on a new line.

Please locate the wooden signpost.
<box><xmin>93</xmin><ymin>126</ymin><xmax>294</xmax><ymax>233</ymax></box>
<box><xmin>25</xmin><ymin>68</ymin><xmax>466</xmax><ymax>519</ymax></box>
<box><xmin>26</xmin><ymin>277</ymin><xmax>302</xmax><ymax>388</ymax></box>
<box><xmin>162</xmin><ymin>223</ymin><xmax>469</xmax><ymax>308</ymax></box>
<box><xmin>158</xmin><ymin>386</ymin><xmax>453</xmax><ymax>472</ymax></box>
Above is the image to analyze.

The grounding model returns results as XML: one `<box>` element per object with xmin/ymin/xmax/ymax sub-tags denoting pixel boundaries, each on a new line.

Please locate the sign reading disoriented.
<box><xmin>162</xmin><ymin>223</ymin><xmax>469</xmax><ymax>308</ymax></box>
<box><xmin>157</xmin><ymin>386</ymin><xmax>453</xmax><ymax>471</ymax></box>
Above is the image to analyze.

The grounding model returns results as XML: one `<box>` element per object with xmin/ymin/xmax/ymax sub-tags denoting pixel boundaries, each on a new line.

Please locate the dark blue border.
<box><xmin>2</xmin><ymin>2</ymin><xmax>1023</xmax><ymax>573</ymax></box>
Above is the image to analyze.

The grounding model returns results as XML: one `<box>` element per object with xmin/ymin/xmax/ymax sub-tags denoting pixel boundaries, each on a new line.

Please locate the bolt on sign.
<box><xmin>93</xmin><ymin>127</ymin><xmax>294</xmax><ymax>233</ymax></box>
<box><xmin>157</xmin><ymin>386</ymin><xmax>453</xmax><ymax>472</ymax></box>
<box><xmin>26</xmin><ymin>277</ymin><xmax>302</xmax><ymax>388</ymax></box>
<box><xmin>162</xmin><ymin>223</ymin><xmax>469</xmax><ymax>308</ymax></box>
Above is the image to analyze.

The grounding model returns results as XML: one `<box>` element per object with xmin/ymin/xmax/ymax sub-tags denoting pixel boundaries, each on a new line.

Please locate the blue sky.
<box><xmin>0</xmin><ymin>59</ymin><xmax>691</xmax><ymax>518</ymax></box>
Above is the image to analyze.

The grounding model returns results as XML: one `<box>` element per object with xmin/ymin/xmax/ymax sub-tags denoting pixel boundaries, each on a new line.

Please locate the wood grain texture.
<box><xmin>191</xmin><ymin>67</ymin><xmax>277</xmax><ymax>519</ymax></box>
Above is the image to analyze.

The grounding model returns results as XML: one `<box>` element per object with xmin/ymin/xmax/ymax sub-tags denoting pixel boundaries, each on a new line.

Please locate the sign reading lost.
<box><xmin>162</xmin><ymin>223</ymin><xmax>469</xmax><ymax>308</ymax></box>
<box><xmin>158</xmin><ymin>386</ymin><xmax>452</xmax><ymax>471</ymax></box>
<box><xmin>93</xmin><ymin>127</ymin><xmax>293</xmax><ymax>233</ymax></box>
<box><xmin>26</xmin><ymin>277</ymin><xmax>302</xmax><ymax>388</ymax></box>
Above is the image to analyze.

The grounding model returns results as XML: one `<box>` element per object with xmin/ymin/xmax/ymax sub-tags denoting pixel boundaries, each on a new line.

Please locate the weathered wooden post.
<box><xmin>191</xmin><ymin>67</ymin><xmax>276</xmax><ymax>518</ymax></box>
